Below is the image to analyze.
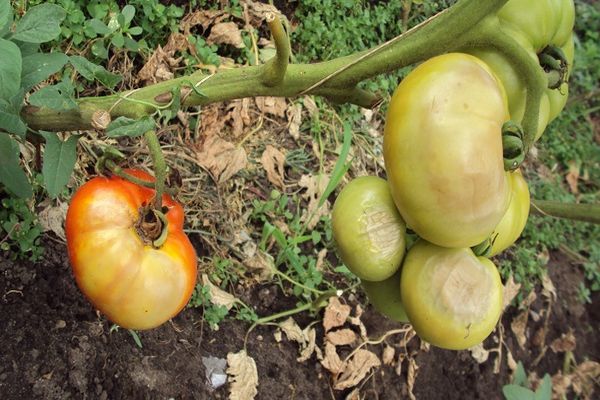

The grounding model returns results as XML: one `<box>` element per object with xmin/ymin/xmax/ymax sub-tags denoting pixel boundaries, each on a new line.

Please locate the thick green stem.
<box><xmin>531</xmin><ymin>200</ymin><xmax>600</xmax><ymax>224</ymax></box>
<box><xmin>261</xmin><ymin>12</ymin><xmax>289</xmax><ymax>86</ymax></box>
<box><xmin>461</xmin><ymin>19</ymin><xmax>546</xmax><ymax>151</ymax></box>
<box><xmin>21</xmin><ymin>0</ymin><xmax>509</xmax><ymax>132</ymax></box>
<box><xmin>144</xmin><ymin>130</ymin><xmax>167</xmax><ymax>210</ymax></box>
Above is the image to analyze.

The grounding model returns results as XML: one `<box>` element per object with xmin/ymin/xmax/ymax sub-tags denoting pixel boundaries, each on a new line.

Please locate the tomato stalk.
<box><xmin>21</xmin><ymin>0</ymin><xmax>510</xmax><ymax>131</ymax></box>
<box><xmin>260</xmin><ymin>12</ymin><xmax>290</xmax><ymax>87</ymax></box>
<box><xmin>530</xmin><ymin>200</ymin><xmax>600</xmax><ymax>224</ymax></box>
<box><xmin>461</xmin><ymin>18</ymin><xmax>546</xmax><ymax>155</ymax></box>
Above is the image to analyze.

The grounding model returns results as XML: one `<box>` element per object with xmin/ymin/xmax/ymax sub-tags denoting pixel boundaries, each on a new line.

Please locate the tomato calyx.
<box><xmin>136</xmin><ymin>206</ymin><xmax>170</xmax><ymax>248</ymax></box>
<box><xmin>502</xmin><ymin>121</ymin><xmax>525</xmax><ymax>171</ymax></box>
<box><xmin>471</xmin><ymin>235</ymin><xmax>495</xmax><ymax>258</ymax></box>
<box><xmin>538</xmin><ymin>45</ymin><xmax>569</xmax><ymax>90</ymax></box>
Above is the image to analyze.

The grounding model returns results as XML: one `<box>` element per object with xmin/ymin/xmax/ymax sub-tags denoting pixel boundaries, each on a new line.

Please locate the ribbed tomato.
<box><xmin>66</xmin><ymin>169</ymin><xmax>197</xmax><ymax>330</ymax></box>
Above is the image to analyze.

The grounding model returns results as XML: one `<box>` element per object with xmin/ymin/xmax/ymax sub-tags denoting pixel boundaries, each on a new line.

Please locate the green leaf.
<box><xmin>91</xmin><ymin>41</ymin><xmax>108</xmax><ymax>59</ymax></box>
<box><xmin>502</xmin><ymin>385</ymin><xmax>535</xmax><ymax>400</ymax></box>
<box><xmin>128</xmin><ymin>26</ymin><xmax>143</xmax><ymax>36</ymax></box>
<box><xmin>105</xmin><ymin>116</ymin><xmax>155</xmax><ymax>138</ymax></box>
<box><xmin>0</xmin><ymin>90</ymin><xmax>26</xmax><ymax>137</ymax></box>
<box><xmin>534</xmin><ymin>375</ymin><xmax>552</xmax><ymax>400</ymax></box>
<box><xmin>513</xmin><ymin>362</ymin><xmax>528</xmax><ymax>386</ymax></box>
<box><xmin>69</xmin><ymin>55</ymin><xmax>121</xmax><ymax>88</ymax></box>
<box><xmin>14</xmin><ymin>40</ymin><xmax>39</xmax><ymax>57</ymax></box>
<box><xmin>88</xmin><ymin>18</ymin><xmax>111</xmax><ymax>35</ymax></box>
<box><xmin>29</xmin><ymin>81</ymin><xmax>77</xmax><ymax>111</ymax></box>
<box><xmin>39</xmin><ymin>132</ymin><xmax>79</xmax><ymax>198</ymax></box>
<box><xmin>319</xmin><ymin>121</ymin><xmax>353</xmax><ymax>208</ymax></box>
<box><xmin>111</xmin><ymin>32</ymin><xmax>124</xmax><ymax>48</ymax></box>
<box><xmin>12</xmin><ymin>4</ymin><xmax>66</xmax><ymax>43</ymax></box>
<box><xmin>21</xmin><ymin>52</ymin><xmax>68</xmax><ymax>91</ymax></box>
<box><xmin>0</xmin><ymin>0</ymin><xmax>13</xmax><ymax>37</ymax></box>
<box><xmin>123</xmin><ymin>36</ymin><xmax>139</xmax><ymax>52</ymax></box>
<box><xmin>0</xmin><ymin>133</ymin><xmax>32</xmax><ymax>198</ymax></box>
<box><xmin>0</xmin><ymin>38</ymin><xmax>22</xmax><ymax>100</ymax></box>
<box><xmin>121</xmin><ymin>5</ymin><xmax>135</xmax><ymax>26</ymax></box>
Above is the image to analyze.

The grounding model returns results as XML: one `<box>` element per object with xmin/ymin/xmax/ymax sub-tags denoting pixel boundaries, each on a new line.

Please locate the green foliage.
<box><xmin>502</xmin><ymin>362</ymin><xmax>552</xmax><ymax>400</ymax></box>
<box><xmin>188</xmin><ymin>257</ymin><xmax>258</xmax><ymax>330</ymax></box>
<box><xmin>0</xmin><ymin>185</ymin><xmax>43</xmax><ymax>261</ymax></box>
<box><xmin>292</xmin><ymin>0</ymin><xmax>454</xmax><ymax>93</ymax></box>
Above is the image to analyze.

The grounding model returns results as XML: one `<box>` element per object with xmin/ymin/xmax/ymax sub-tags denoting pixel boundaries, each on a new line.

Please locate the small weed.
<box><xmin>502</xmin><ymin>361</ymin><xmax>552</xmax><ymax>400</ymax></box>
<box><xmin>0</xmin><ymin>189</ymin><xmax>43</xmax><ymax>262</ymax></box>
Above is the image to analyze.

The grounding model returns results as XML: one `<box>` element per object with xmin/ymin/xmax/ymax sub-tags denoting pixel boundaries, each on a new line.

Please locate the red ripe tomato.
<box><xmin>66</xmin><ymin>169</ymin><xmax>197</xmax><ymax>330</ymax></box>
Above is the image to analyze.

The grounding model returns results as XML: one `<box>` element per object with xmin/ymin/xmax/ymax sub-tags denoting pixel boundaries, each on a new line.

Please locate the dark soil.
<box><xmin>0</xmin><ymin>241</ymin><xmax>598</xmax><ymax>399</ymax></box>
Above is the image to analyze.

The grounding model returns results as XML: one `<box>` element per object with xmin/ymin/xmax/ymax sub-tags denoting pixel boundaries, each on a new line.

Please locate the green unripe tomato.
<box><xmin>401</xmin><ymin>240</ymin><xmax>503</xmax><ymax>350</ymax></box>
<box><xmin>490</xmin><ymin>170</ymin><xmax>530</xmax><ymax>256</ymax></box>
<box><xmin>361</xmin><ymin>270</ymin><xmax>409</xmax><ymax>323</ymax></box>
<box><xmin>332</xmin><ymin>176</ymin><xmax>406</xmax><ymax>282</ymax></box>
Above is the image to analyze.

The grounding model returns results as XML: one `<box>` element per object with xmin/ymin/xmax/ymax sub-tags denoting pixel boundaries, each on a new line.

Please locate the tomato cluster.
<box><xmin>333</xmin><ymin>0</ymin><xmax>573</xmax><ymax>351</ymax></box>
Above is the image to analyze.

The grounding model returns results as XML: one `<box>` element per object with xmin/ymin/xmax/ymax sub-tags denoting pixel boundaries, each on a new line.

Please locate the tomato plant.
<box><xmin>361</xmin><ymin>270</ymin><xmax>409</xmax><ymax>323</ymax></box>
<box><xmin>400</xmin><ymin>240</ymin><xmax>503</xmax><ymax>350</ymax></box>
<box><xmin>383</xmin><ymin>53</ymin><xmax>511</xmax><ymax>248</ymax></box>
<box><xmin>65</xmin><ymin>169</ymin><xmax>198</xmax><ymax>330</ymax></box>
<box><xmin>469</xmin><ymin>0</ymin><xmax>575</xmax><ymax>140</ymax></box>
<box><xmin>332</xmin><ymin>176</ymin><xmax>406</xmax><ymax>282</ymax></box>
<box><xmin>490</xmin><ymin>170</ymin><xmax>531</xmax><ymax>256</ymax></box>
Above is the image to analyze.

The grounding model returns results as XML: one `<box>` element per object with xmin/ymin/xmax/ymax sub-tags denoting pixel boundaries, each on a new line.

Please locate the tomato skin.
<box><xmin>490</xmin><ymin>170</ymin><xmax>530</xmax><ymax>256</ymax></box>
<box><xmin>66</xmin><ymin>170</ymin><xmax>198</xmax><ymax>330</ymax></box>
<box><xmin>384</xmin><ymin>53</ymin><xmax>511</xmax><ymax>249</ymax></box>
<box><xmin>332</xmin><ymin>176</ymin><xmax>406</xmax><ymax>282</ymax></box>
<box><xmin>469</xmin><ymin>0</ymin><xmax>575</xmax><ymax>140</ymax></box>
<box><xmin>361</xmin><ymin>270</ymin><xmax>409</xmax><ymax>323</ymax></box>
<box><xmin>400</xmin><ymin>240</ymin><xmax>503</xmax><ymax>350</ymax></box>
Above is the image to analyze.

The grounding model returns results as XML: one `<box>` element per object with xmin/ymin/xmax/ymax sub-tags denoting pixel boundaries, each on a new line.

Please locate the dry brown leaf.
<box><xmin>349</xmin><ymin>315</ymin><xmax>368</xmax><ymax>341</ymax></box>
<box><xmin>180</xmin><ymin>9</ymin><xmax>227</xmax><ymax>35</ymax></box>
<box><xmin>298</xmin><ymin>173</ymin><xmax>331</xmax><ymax>229</ymax></box>
<box><xmin>227</xmin><ymin>350</ymin><xmax>258</xmax><ymax>400</ymax></box>
<box><xmin>511</xmin><ymin>310</ymin><xmax>529</xmax><ymax>350</ymax></box>
<box><xmin>199</xmin><ymin>104</ymin><xmax>227</xmax><ymax>138</ymax></box>
<box><xmin>207</xmin><ymin>22</ymin><xmax>245</xmax><ymax>48</ymax></box>
<box><xmin>345</xmin><ymin>388</ymin><xmax>360</xmax><ymax>400</ymax></box>
<box><xmin>541</xmin><ymin>273</ymin><xmax>557</xmax><ymax>300</ymax></box>
<box><xmin>38</xmin><ymin>202</ymin><xmax>68</xmax><ymax>241</ymax></box>
<box><xmin>506</xmin><ymin>347</ymin><xmax>518</xmax><ymax>372</ymax></box>
<box><xmin>395</xmin><ymin>353</ymin><xmax>405</xmax><ymax>376</ymax></box>
<box><xmin>315</xmin><ymin>248</ymin><xmax>328</xmax><ymax>271</ymax></box>
<box><xmin>298</xmin><ymin>327</ymin><xmax>317</xmax><ymax>362</ymax></box>
<box><xmin>260</xmin><ymin>145</ymin><xmax>286</xmax><ymax>188</ymax></box>
<box><xmin>566</xmin><ymin>161</ymin><xmax>580</xmax><ymax>194</ymax></box>
<box><xmin>201</xmin><ymin>274</ymin><xmax>237</xmax><ymax>310</ymax></box>
<box><xmin>303</xmin><ymin>96</ymin><xmax>318</xmax><ymax>117</ymax></box>
<box><xmin>382</xmin><ymin>345</ymin><xmax>395</xmax><ymax>366</ymax></box>
<box><xmin>139</xmin><ymin>46</ymin><xmax>175</xmax><ymax>83</ymax></box>
<box><xmin>278</xmin><ymin>318</ymin><xmax>317</xmax><ymax>362</ymax></box>
<box><xmin>244</xmin><ymin>251</ymin><xmax>274</xmax><ymax>282</ymax></box>
<box><xmin>326</xmin><ymin>329</ymin><xmax>357</xmax><ymax>346</ymax></box>
<box><xmin>227</xmin><ymin>99</ymin><xmax>252</xmax><ymax>138</ymax></box>
<box><xmin>550</xmin><ymin>332</ymin><xmax>576</xmax><ymax>353</ymax></box>
<box><xmin>255</xmin><ymin>96</ymin><xmax>287</xmax><ymax>118</ymax></box>
<box><xmin>551</xmin><ymin>372</ymin><xmax>572</xmax><ymax>400</ymax></box>
<box><xmin>196</xmin><ymin>136</ymin><xmax>247</xmax><ymax>183</ymax></box>
<box><xmin>164</xmin><ymin>32</ymin><xmax>189</xmax><ymax>53</ymax></box>
<box><xmin>287</xmin><ymin>103</ymin><xmax>302</xmax><ymax>140</ymax></box>
<box><xmin>321</xmin><ymin>342</ymin><xmax>344</xmax><ymax>374</ymax></box>
<box><xmin>572</xmin><ymin>361</ymin><xmax>600</xmax><ymax>399</ymax></box>
<box><xmin>523</xmin><ymin>290</ymin><xmax>537</xmax><ymax>308</ymax></box>
<box><xmin>469</xmin><ymin>343</ymin><xmax>490</xmax><ymax>364</ymax></box>
<box><xmin>334</xmin><ymin>349</ymin><xmax>381</xmax><ymax>390</ymax></box>
<box><xmin>323</xmin><ymin>297</ymin><xmax>351</xmax><ymax>332</ymax></box>
<box><xmin>407</xmin><ymin>357</ymin><xmax>419</xmax><ymax>400</ymax></box>
<box><xmin>242</xmin><ymin>0</ymin><xmax>280</xmax><ymax>26</ymax></box>
<box><xmin>503</xmin><ymin>275</ymin><xmax>522</xmax><ymax>309</ymax></box>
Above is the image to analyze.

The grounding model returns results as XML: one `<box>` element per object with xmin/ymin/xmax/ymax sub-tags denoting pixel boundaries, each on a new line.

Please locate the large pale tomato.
<box><xmin>66</xmin><ymin>169</ymin><xmax>197</xmax><ymax>330</ymax></box>
<box><xmin>332</xmin><ymin>176</ymin><xmax>406</xmax><ymax>282</ymax></box>
<box><xmin>490</xmin><ymin>170</ymin><xmax>530</xmax><ymax>256</ymax></box>
<box><xmin>383</xmin><ymin>53</ymin><xmax>511</xmax><ymax>248</ymax></box>
<box><xmin>400</xmin><ymin>240</ymin><xmax>503</xmax><ymax>350</ymax></box>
